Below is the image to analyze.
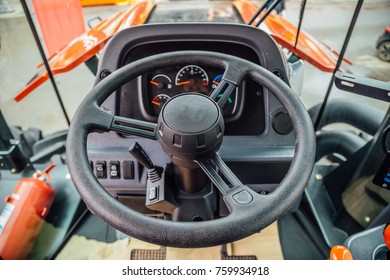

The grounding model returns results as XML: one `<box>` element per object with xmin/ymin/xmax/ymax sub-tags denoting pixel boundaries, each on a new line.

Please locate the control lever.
<box><xmin>129</xmin><ymin>142</ymin><xmax>161</xmax><ymax>182</ymax></box>
<box><xmin>128</xmin><ymin>142</ymin><xmax>177</xmax><ymax>213</ymax></box>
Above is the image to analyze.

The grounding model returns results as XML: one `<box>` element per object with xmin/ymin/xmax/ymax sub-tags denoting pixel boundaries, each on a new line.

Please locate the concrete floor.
<box><xmin>0</xmin><ymin>0</ymin><xmax>389</xmax><ymax>135</ymax></box>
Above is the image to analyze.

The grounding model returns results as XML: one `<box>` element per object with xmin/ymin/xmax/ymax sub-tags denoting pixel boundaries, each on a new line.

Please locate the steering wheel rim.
<box><xmin>66</xmin><ymin>51</ymin><xmax>315</xmax><ymax>248</ymax></box>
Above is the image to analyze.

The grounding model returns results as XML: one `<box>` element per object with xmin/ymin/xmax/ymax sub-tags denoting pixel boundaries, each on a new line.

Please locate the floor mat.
<box><xmin>130</xmin><ymin>247</ymin><xmax>166</xmax><ymax>260</ymax></box>
<box><xmin>342</xmin><ymin>176</ymin><xmax>390</xmax><ymax>228</ymax></box>
<box><xmin>56</xmin><ymin>222</ymin><xmax>283</xmax><ymax>260</ymax></box>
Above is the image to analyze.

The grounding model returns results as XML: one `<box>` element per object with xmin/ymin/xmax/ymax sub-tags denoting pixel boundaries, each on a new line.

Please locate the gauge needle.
<box><xmin>150</xmin><ymin>81</ymin><xmax>159</xmax><ymax>86</ymax></box>
<box><xmin>152</xmin><ymin>101</ymin><xmax>160</xmax><ymax>106</ymax></box>
<box><xmin>213</xmin><ymin>81</ymin><xmax>219</xmax><ymax>85</ymax></box>
<box><xmin>176</xmin><ymin>81</ymin><xmax>190</xmax><ymax>86</ymax></box>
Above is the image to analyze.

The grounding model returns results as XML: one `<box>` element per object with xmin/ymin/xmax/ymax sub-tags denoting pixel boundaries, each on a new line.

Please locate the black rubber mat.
<box><xmin>130</xmin><ymin>247</ymin><xmax>166</xmax><ymax>260</ymax></box>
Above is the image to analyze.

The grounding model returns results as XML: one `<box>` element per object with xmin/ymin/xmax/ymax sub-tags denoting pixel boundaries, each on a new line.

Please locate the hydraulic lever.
<box><xmin>129</xmin><ymin>142</ymin><xmax>162</xmax><ymax>183</ymax></box>
<box><xmin>128</xmin><ymin>142</ymin><xmax>177</xmax><ymax>213</ymax></box>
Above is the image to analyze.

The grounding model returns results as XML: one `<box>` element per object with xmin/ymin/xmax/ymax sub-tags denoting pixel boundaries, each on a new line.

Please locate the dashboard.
<box><xmin>117</xmin><ymin>39</ymin><xmax>267</xmax><ymax>135</ymax></box>
<box><xmin>88</xmin><ymin>23</ymin><xmax>296</xmax><ymax>208</ymax></box>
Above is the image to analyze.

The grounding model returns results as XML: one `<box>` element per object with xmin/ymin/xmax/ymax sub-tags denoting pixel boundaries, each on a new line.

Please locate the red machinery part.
<box><xmin>384</xmin><ymin>222</ymin><xmax>390</xmax><ymax>250</ymax></box>
<box><xmin>0</xmin><ymin>165</ymin><xmax>56</xmax><ymax>260</ymax></box>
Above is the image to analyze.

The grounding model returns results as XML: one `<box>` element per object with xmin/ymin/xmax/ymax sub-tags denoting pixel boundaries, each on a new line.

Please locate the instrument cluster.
<box><xmin>142</xmin><ymin>65</ymin><xmax>239</xmax><ymax>118</ymax></box>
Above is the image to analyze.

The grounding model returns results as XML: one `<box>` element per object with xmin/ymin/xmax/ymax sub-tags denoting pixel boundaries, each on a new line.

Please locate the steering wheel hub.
<box><xmin>158</xmin><ymin>93</ymin><xmax>224</xmax><ymax>163</ymax></box>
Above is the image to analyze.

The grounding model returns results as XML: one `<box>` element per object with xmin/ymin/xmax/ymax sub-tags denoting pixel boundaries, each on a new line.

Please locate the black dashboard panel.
<box><xmin>96</xmin><ymin>24</ymin><xmax>290</xmax><ymax>135</ymax></box>
<box><xmin>118</xmin><ymin>40</ymin><xmax>265</xmax><ymax>135</ymax></box>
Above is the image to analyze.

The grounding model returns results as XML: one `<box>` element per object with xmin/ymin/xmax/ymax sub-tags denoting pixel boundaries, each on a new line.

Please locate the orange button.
<box><xmin>330</xmin><ymin>245</ymin><xmax>353</xmax><ymax>260</ymax></box>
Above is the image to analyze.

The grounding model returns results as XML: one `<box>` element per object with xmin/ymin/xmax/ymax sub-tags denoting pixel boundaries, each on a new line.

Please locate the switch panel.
<box><xmin>92</xmin><ymin>160</ymin><xmax>135</xmax><ymax>180</ymax></box>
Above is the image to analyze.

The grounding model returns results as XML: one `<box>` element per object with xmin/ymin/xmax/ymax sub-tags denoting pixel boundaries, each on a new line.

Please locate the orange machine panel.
<box><xmin>80</xmin><ymin>0</ymin><xmax>134</xmax><ymax>6</ymax></box>
<box><xmin>233</xmin><ymin>0</ymin><xmax>348</xmax><ymax>73</ymax></box>
<box><xmin>31</xmin><ymin>0</ymin><xmax>86</xmax><ymax>57</ymax></box>
<box><xmin>15</xmin><ymin>1</ymin><xmax>154</xmax><ymax>102</ymax></box>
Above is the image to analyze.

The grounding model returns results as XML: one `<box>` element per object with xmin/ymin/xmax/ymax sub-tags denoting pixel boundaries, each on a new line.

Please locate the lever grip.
<box><xmin>128</xmin><ymin>142</ymin><xmax>154</xmax><ymax>170</ymax></box>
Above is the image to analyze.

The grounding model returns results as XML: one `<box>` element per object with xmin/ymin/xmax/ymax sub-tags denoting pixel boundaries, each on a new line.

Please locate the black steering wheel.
<box><xmin>66</xmin><ymin>51</ymin><xmax>315</xmax><ymax>248</ymax></box>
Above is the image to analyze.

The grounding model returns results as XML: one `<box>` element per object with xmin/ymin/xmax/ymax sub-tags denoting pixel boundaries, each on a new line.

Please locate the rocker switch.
<box><xmin>149</xmin><ymin>186</ymin><xmax>158</xmax><ymax>201</ymax></box>
<box><xmin>123</xmin><ymin>161</ymin><xmax>134</xmax><ymax>179</ymax></box>
<box><xmin>96</xmin><ymin>161</ymin><xmax>107</xmax><ymax>179</ymax></box>
<box><xmin>109</xmin><ymin>161</ymin><xmax>120</xmax><ymax>179</ymax></box>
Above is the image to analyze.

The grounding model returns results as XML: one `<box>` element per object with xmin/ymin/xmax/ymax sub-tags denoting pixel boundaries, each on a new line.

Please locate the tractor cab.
<box><xmin>0</xmin><ymin>0</ymin><xmax>389</xmax><ymax>261</ymax></box>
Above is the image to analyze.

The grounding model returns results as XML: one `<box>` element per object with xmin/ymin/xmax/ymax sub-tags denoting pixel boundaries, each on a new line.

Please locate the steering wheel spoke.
<box><xmin>197</xmin><ymin>154</ymin><xmax>243</xmax><ymax>194</ymax></box>
<box><xmin>198</xmin><ymin>154</ymin><xmax>261</xmax><ymax>212</ymax></box>
<box><xmin>88</xmin><ymin>107</ymin><xmax>158</xmax><ymax>140</ymax></box>
<box><xmin>110</xmin><ymin>115</ymin><xmax>157</xmax><ymax>140</ymax></box>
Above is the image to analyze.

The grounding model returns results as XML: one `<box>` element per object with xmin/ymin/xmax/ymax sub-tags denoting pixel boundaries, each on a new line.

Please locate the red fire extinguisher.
<box><xmin>0</xmin><ymin>164</ymin><xmax>56</xmax><ymax>260</ymax></box>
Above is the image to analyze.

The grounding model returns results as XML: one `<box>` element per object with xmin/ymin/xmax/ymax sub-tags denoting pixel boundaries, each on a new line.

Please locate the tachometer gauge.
<box><xmin>175</xmin><ymin>65</ymin><xmax>209</xmax><ymax>93</ymax></box>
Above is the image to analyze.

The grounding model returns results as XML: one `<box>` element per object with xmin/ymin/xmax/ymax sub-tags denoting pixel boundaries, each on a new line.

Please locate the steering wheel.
<box><xmin>66</xmin><ymin>51</ymin><xmax>315</xmax><ymax>248</ymax></box>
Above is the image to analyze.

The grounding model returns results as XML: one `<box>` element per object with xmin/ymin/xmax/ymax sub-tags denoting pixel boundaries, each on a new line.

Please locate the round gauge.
<box><xmin>150</xmin><ymin>94</ymin><xmax>170</xmax><ymax>115</ymax></box>
<box><xmin>211</xmin><ymin>74</ymin><xmax>223</xmax><ymax>90</ymax></box>
<box><xmin>175</xmin><ymin>65</ymin><xmax>209</xmax><ymax>93</ymax></box>
<box><xmin>150</xmin><ymin>74</ymin><xmax>173</xmax><ymax>90</ymax></box>
<box><xmin>148</xmin><ymin>74</ymin><xmax>173</xmax><ymax>116</ymax></box>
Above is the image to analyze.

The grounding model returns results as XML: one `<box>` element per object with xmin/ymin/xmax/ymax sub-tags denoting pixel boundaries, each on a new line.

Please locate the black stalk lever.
<box><xmin>129</xmin><ymin>142</ymin><xmax>177</xmax><ymax>214</ymax></box>
<box><xmin>129</xmin><ymin>142</ymin><xmax>161</xmax><ymax>182</ymax></box>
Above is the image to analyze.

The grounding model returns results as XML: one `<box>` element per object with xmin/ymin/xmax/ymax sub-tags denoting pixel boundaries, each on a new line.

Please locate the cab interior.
<box><xmin>0</xmin><ymin>0</ymin><xmax>389</xmax><ymax>260</ymax></box>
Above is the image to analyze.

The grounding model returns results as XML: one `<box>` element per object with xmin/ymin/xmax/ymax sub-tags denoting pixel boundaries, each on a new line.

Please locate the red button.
<box><xmin>384</xmin><ymin>223</ymin><xmax>390</xmax><ymax>250</ymax></box>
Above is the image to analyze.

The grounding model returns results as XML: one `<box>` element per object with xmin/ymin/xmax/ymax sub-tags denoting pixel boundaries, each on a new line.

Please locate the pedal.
<box><xmin>130</xmin><ymin>247</ymin><xmax>166</xmax><ymax>260</ymax></box>
<box><xmin>220</xmin><ymin>244</ymin><xmax>257</xmax><ymax>260</ymax></box>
